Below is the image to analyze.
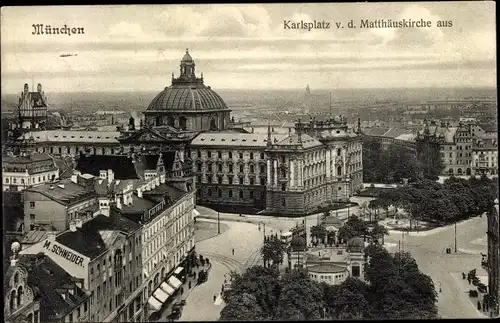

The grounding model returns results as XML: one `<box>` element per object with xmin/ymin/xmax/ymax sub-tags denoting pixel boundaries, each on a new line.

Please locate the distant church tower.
<box><xmin>305</xmin><ymin>84</ymin><xmax>311</xmax><ymax>97</ymax></box>
<box><xmin>17</xmin><ymin>83</ymin><xmax>48</xmax><ymax>130</ymax></box>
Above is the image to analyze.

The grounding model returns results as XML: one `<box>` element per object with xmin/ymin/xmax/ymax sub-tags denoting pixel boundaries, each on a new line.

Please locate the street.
<box><xmin>181</xmin><ymin>200</ymin><xmax>488</xmax><ymax>320</ymax></box>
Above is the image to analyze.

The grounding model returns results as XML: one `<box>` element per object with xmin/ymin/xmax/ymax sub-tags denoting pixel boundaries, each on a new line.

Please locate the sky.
<box><xmin>1</xmin><ymin>2</ymin><xmax>496</xmax><ymax>93</ymax></box>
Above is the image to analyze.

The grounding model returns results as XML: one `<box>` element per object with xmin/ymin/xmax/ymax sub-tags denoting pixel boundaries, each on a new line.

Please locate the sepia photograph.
<box><xmin>1</xmin><ymin>2</ymin><xmax>498</xmax><ymax>322</ymax></box>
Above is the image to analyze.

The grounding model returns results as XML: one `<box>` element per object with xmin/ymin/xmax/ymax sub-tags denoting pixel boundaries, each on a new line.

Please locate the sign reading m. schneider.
<box><xmin>43</xmin><ymin>240</ymin><xmax>85</xmax><ymax>267</ymax></box>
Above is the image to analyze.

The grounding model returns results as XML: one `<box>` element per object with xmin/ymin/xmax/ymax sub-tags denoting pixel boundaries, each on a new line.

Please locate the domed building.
<box><xmin>144</xmin><ymin>49</ymin><xmax>231</xmax><ymax>132</ymax></box>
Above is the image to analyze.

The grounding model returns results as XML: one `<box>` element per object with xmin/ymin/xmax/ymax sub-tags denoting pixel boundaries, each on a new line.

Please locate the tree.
<box><xmin>370</xmin><ymin>223</ymin><xmax>389</xmax><ymax>245</ymax></box>
<box><xmin>276</xmin><ymin>268</ymin><xmax>325</xmax><ymax>320</ymax></box>
<box><xmin>324</xmin><ymin>277</ymin><xmax>371</xmax><ymax>319</ymax></box>
<box><xmin>220</xmin><ymin>293</ymin><xmax>267</xmax><ymax>321</ymax></box>
<box><xmin>261</xmin><ymin>236</ymin><xmax>287</xmax><ymax>268</ymax></box>
<box><xmin>310</xmin><ymin>224</ymin><xmax>327</xmax><ymax>244</ymax></box>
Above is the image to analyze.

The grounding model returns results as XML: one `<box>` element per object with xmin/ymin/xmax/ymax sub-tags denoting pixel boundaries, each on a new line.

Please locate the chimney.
<box><xmin>137</xmin><ymin>187</ymin><xmax>143</xmax><ymax>198</ymax></box>
<box><xmin>70</xmin><ymin>174</ymin><xmax>78</xmax><ymax>184</ymax></box>
<box><xmin>47</xmin><ymin>233</ymin><xmax>56</xmax><ymax>241</ymax></box>
<box><xmin>24</xmin><ymin>83</ymin><xmax>29</xmax><ymax>94</ymax></box>
<box><xmin>69</xmin><ymin>221</ymin><xmax>77</xmax><ymax>232</ymax></box>
<box><xmin>37</xmin><ymin>83</ymin><xmax>42</xmax><ymax>93</ymax></box>
<box><xmin>107</xmin><ymin>169</ymin><xmax>114</xmax><ymax>184</ymax></box>
<box><xmin>75</xmin><ymin>218</ymin><xmax>83</xmax><ymax>228</ymax></box>
<box><xmin>100</xmin><ymin>170</ymin><xmax>107</xmax><ymax>179</ymax></box>
<box><xmin>98</xmin><ymin>197</ymin><xmax>110</xmax><ymax>217</ymax></box>
<box><xmin>116</xmin><ymin>197</ymin><xmax>122</xmax><ymax>209</ymax></box>
<box><xmin>160</xmin><ymin>174</ymin><xmax>166</xmax><ymax>184</ymax></box>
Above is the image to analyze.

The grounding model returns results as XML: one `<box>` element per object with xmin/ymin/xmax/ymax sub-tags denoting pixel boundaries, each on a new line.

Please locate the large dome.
<box><xmin>147</xmin><ymin>86</ymin><xmax>229</xmax><ymax>112</ymax></box>
<box><xmin>146</xmin><ymin>49</ymin><xmax>230</xmax><ymax>113</ymax></box>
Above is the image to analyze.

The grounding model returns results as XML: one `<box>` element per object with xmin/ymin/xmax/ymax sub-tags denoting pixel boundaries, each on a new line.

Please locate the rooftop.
<box><xmin>55</xmin><ymin>213</ymin><xmax>140</xmax><ymax>259</ymax></box>
<box><xmin>25</xmin><ymin>179</ymin><xmax>94</xmax><ymax>206</ymax></box>
<box><xmin>15</xmin><ymin>254</ymin><xmax>89</xmax><ymax>321</ymax></box>
<box><xmin>17</xmin><ymin>130</ymin><xmax>120</xmax><ymax>144</ymax></box>
<box><xmin>76</xmin><ymin>155</ymin><xmax>141</xmax><ymax>180</ymax></box>
<box><xmin>307</xmin><ymin>264</ymin><xmax>348</xmax><ymax>274</ymax></box>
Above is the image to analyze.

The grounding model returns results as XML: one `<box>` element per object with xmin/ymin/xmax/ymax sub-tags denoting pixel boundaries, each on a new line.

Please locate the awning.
<box><xmin>160</xmin><ymin>282</ymin><xmax>175</xmax><ymax>296</ymax></box>
<box><xmin>147</xmin><ymin>296</ymin><xmax>162</xmax><ymax>311</ymax></box>
<box><xmin>174</xmin><ymin>266</ymin><xmax>184</xmax><ymax>275</ymax></box>
<box><xmin>153</xmin><ymin>288</ymin><xmax>169</xmax><ymax>303</ymax></box>
<box><xmin>192</xmin><ymin>209</ymin><xmax>201</xmax><ymax>217</ymax></box>
<box><xmin>168</xmin><ymin>276</ymin><xmax>183</xmax><ymax>290</ymax></box>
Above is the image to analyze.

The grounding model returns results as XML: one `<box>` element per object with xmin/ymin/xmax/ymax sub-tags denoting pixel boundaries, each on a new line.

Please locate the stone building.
<box><xmin>472</xmin><ymin>136</ymin><xmax>498</xmax><ymax>175</ymax></box>
<box><xmin>16</xmin><ymin>83</ymin><xmax>48</xmax><ymax>131</ymax></box>
<box><xmin>2</xmin><ymin>153</ymin><xmax>59</xmax><ymax>192</ymax></box>
<box><xmin>5</xmin><ymin>244</ymin><xmax>91</xmax><ymax>323</ymax></box>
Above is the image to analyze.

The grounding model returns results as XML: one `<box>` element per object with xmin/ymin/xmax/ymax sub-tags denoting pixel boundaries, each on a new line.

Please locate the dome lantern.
<box><xmin>180</xmin><ymin>48</ymin><xmax>196</xmax><ymax>79</ymax></box>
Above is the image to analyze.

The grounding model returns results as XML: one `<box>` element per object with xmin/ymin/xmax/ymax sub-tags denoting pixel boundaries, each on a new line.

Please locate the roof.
<box><xmin>76</xmin><ymin>155</ymin><xmax>141</xmax><ymax>180</ymax></box>
<box><xmin>479</xmin><ymin>123</ymin><xmax>498</xmax><ymax>133</ymax></box>
<box><xmin>2</xmin><ymin>153</ymin><xmax>57</xmax><ymax>175</ymax></box>
<box><xmin>363</xmin><ymin>127</ymin><xmax>390</xmax><ymax>137</ymax></box>
<box><xmin>394</xmin><ymin>133</ymin><xmax>417</xmax><ymax>142</ymax></box>
<box><xmin>147</xmin><ymin>86</ymin><xmax>229</xmax><ymax>112</ymax></box>
<box><xmin>473</xmin><ymin>137</ymin><xmax>498</xmax><ymax>150</ymax></box>
<box><xmin>15</xmin><ymin>254</ymin><xmax>89</xmax><ymax>321</ymax></box>
<box><xmin>274</xmin><ymin>133</ymin><xmax>323</xmax><ymax>149</ymax></box>
<box><xmin>307</xmin><ymin>264</ymin><xmax>347</xmax><ymax>274</ymax></box>
<box><xmin>347</xmin><ymin>237</ymin><xmax>366</xmax><ymax>253</ymax></box>
<box><xmin>18</xmin><ymin>130</ymin><xmax>120</xmax><ymax>144</ymax></box>
<box><xmin>56</xmin><ymin>213</ymin><xmax>140</xmax><ymax>259</ymax></box>
<box><xmin>3</xmin><ymin>153</ymin><xmax>52</xmax><ymax>164</ymax></box>
<box><xmin>25</xmin><ymin>179</ymin><xmax>95</xmax><ymax>206</ymax></box>
<box><xmin>21</xmin><ymin>231</ymin><xmax>58</xmax><ymax>245</ymax></box>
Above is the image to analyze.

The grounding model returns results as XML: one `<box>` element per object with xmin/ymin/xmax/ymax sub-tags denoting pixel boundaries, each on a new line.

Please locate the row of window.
<box><xmin>206</xmin><ymin>188</ymin><xmax>265</xmax><ymax>199</ymax></box>
<box><xmin>200</xmin><ymin>175</ymin><xmax>266</xmax><ymax>186</ymax></box>
<box><xmin>197</xmin><ymin>163</ymin><xmax>266</xmax><ymax>174</ymax></box>
<box><xmin>196</xmin><ymin>150</ymin><xmax>265</xmax><ymax>160</ymax></box>
<box><xmin>5</xmin><ymin>173</ymin><xmax>55</xmax><ymax>185</ymax></box>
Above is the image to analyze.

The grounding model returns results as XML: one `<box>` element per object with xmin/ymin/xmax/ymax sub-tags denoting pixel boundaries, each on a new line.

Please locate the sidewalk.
<box><xmin>157</xmin><ymin>262</ymin><xmax>213</xmax><ymax>321</ymax></box>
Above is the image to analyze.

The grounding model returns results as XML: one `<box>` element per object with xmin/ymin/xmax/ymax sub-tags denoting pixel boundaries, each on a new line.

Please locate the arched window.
<box><xmin>10</xmin><ymin>290</ymin><xmax>16</xmax><ymax>311</ymax></box>
<box><xmin>155</xmin><ymin>116</ymin><xmax>163</xmax><ymax>126</ymax></box>
<box><xmin>167</xmin><ymin>116</ymin><xmax>175</xmax><ymax>127</ymax></box>
<box><xmin>17</xmin><ymin>286</ymin><xmax>23</xmax><ymax>307</ymax></box>
<box><xmin>14</xmin><ymin>273</ymin><xmax>19</xmax><ymax>284</ymax></box>
<box><xmin>457</xmin><ymin>168</ymin><xmax>463</xmax><ymax>175</ymax></box>
<box><xmin>27</xmin><ymin>313</ymin><xmax>33</xmax><ymax>323</ymax></box>
<box><xmin>161</xmin><ymin>267</ymin><xmax>165</xmax><ymax>279</ymax></box>
<box><xmin>148</xmin><ymin>281</ymin><xmax>152</xmax><ymax>295</ymax></box>
<box><xmin>337</xmin><ymin>166</ymin><xmax>342</xmax><ymax>176</ymax></box>
<box><xmin>154</xmin><ymin>273</ymin><xmax>159</xmax><ymax>286</ymax></box>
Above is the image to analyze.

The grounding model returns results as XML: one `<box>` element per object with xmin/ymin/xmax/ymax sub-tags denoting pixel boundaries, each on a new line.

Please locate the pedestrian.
<box><xmin>477</xmin><ymin>300</ymin><xmax>482</xmax><ymax>311</ymax></box>
<box><xmin>232</xmin><ymin>248</ymin><xmax>235</xmax><ymax>255</ymax></box>
<box><xmin>462</xmin><ymin>272</ymin><xmax>466</xmax><ymax>280</ymax></box>
<box><xmin>213</xmin><ymin>295</ymin><xmax>217</xmax><ymax>302</ymax></box>
<box><xmin>222</xmin><ymin>284</ymin><xmax>225</xmax><ymax>292</ymax></box>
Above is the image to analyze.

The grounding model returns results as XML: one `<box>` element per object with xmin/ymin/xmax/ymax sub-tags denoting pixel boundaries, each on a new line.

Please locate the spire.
<box><xmin>180</xmin><ymin>49</ymin><xmax>196</xmax><ymax>79</ymax></box>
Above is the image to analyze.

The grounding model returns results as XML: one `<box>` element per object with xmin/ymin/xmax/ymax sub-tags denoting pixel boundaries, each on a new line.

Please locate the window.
<box><xmin>218</xmin><ymin>151</ymin><xmax>222</xmax><ymax>158</ymax></box>
<box><xmin>30</xmin><ymin>214</ymin><xmax>35</xmax><ymax>220</ymax></box>
<box><xmin>239</xmin><ymin>190</ymin><xmax>244</xmax><ymax>198</ymax></box>
<box><xmin>34</xmin><ymin>310</ymin><xmax>39</xmax><ymax>323</ymax></box>
<box><xmin>260</xmin><ymin>178</ymin><xmax>266</xmax><ymax>185</ymax></box>
<box><xmin>228</xmin><ymin>152</ymin><xmax>232</xmax><ymax>158</ymax></box>
<box><xmin>250</xmin><ymin>152</ymin><xmax>254</xmax><ymax>159</ymax></box>
<box><xmin>239</xmin><ymin>177</ymin><xmax>244</xmax><ymax>185</ymax></box>
<box><xmin>218</xmin><ymin>189</ymin><xmax>222</xmax><ymax>197</ymax></box>
<box><xmin>197</xmin><ymin>163</ymin><xmax>201</xmax><ymax>172</ymax></box>
<box><xmin>260</xmin><ymin>165</ymin><xmax>265</xmax><ymax>173</ymax></box>
<box><xmin>239</xmin><ymin>165</ymin><xmax>244</xmax><ymax>172</ymax></box>
<box><xmin>218</xmin><ymin>176</ymin><xmax>222</xmax><ymax>184</ymax></box>
<box><xmin>208</xmin><ymin>189</ymin><xmax>212</xmax><ymax>196</ymax></box>
<box><xmin>30</xmin><ymin>202</ymin><xmax>35</xmax><ymax>208</ymax></box>
<box><xmin>239</xmin><ymin>152</ymin><xmax>243</xmax><ymax>159</ymax></box>
<box><xmin>250</xmin><ymin>178</ymin><xmax>254</xmax><ymax>185</ymax></box>
<box><xmin>229</xmin><ymin>190</ymin><xmax>233</xmax><ymax>198</ymax></box>
<box><xmin>260</xmin><ymin>152</ymin><xmax>264</xmax><ymax>159</ymax></box>
<box><xmin>249</xmin><ymin>191</ymin><xmax>254</xmax><ymax>198</ymax></box>
<box><xmin>337</xmin><ymin>148</ymin><xmax>341</xmax><ymax>155</ymax></box>
<box><xmin>352</xmin><ymin>265</ymin><xmax>360</xmax><ymax>277</ymax></box>
<box><xmin>250</xmin><ymin>165</ymin><xmax>254</xmax><ymax>173</ymax></box>
<box><xmin>77</xmin><ymin>307</ymin><xmax>81</xmax><ymax>318</ymax></box>
<box><xmin>281</xmin><ymin>184</ymin><xmax>286</xmax><ymax>191</ymax></box>
<box><xmin>228</xmin><ymin>177</ymin><xmax>233</xmax><ymax>185</ymax></box>
<box><xmin>207</xmin><ymin>151</ymin><xmax>212</xmax><ymax>158</ymax></box>
<box><xmin>229</xmin><ymin>164</ymin><xmax>233</xmax><ymax>173</ymax></box>
<box><xmin>218</xmin><ymin>164</ymin><xmax>223</xmax><ymax>172</ymax></box>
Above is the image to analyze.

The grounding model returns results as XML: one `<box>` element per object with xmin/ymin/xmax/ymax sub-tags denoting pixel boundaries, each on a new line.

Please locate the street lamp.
<box><xmin>454</xmin><ymin>221</ymin><xmax>457</xmax><ymax>253</ymax></box>
<box><xmin>217</xmin><ymin>211</ymin><xmax>220</xmax><ymax>234</ymax></box>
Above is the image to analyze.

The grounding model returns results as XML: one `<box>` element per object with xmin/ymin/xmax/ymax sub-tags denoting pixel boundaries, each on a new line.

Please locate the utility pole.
<box><xmin>217</xmin><ymin>211</ymin><xmax>220</xmax><ymax>234</ymax></box>
<box><xmin>454</xmin><ymin>221</ymin><xmax>457</xmax><ymax>253</ymax></box>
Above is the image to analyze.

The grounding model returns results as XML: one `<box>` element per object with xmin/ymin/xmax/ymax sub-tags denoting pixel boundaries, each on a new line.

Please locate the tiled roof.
<box><xmin>147</xmin><ymin>86</ymin><xmax>229</xmax><ymax>112</ymax></box>
<box><xmin>382</xmin><ymin>128</ymin><xmax>409</xmax><ymax>139</ymax></box>
<box><xmin>25</xmin><ymin>179</ymin><xmax>94</xmax><ymax>206</ymax></box>
<box><xmin>55</xmin><ymin>212</ymin><xmax>139</xmax><ymax>259</ymax></box>
<box><xmin>191</xmin><ymin>132</ymin><xmax>284</xmax><ymax>147</ymax></box>
<box><xmin>18</xmin><ymin>130</ymin><xmax>120</xmax><ymax>144</ymax></box>
<box><xmin>274</xmin><ymin>133</ymin><xmax>323</xmax><ymax>149</ymax></box>
<box><xmin>307</xmin><ymin>264</ymin><xmax>347</xmax><ymax>274</ymax></box>
<box><xmin>76</xmin><ymin>155</ymin><xmax>140</xmax><ymax>180</ymax></box>
<box><xmin>16</xmin><ymin>254</ymin><xmax>89</xmax><ymax>321</ymax></box>
<box><xmin>2</xmin><ymin>153</ymin><xmax>53</xmax><ymax>164</ymax></box>
<box><xmin>21</xmin><ymin>231</ymin><xmax>58</xmax><ymax>245</ymax></box>
<box><xmin>363</xmin><ymin>127</ymin><xmax>390</xmax><ymax>137</ymax></box>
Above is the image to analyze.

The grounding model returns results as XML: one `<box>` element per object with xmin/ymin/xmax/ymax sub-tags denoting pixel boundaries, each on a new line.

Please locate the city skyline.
<box><xmin>1</xmin><ymin>3</ymin><xmax>497</xmax><ymax>93</ymax></box>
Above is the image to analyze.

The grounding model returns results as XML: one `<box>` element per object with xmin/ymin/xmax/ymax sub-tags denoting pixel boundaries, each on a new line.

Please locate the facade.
<box><xmin>417</xmin><ymin>120</ymin><xmax>498</xmax><ymax>176</ymax></box>
<box><xmin>2</xmin><ymin>153</ymin><xmax>59</xmax><ymax>192</ymax></box>
<box><xmin>16</xmin><ymin>83</ymin><xmax>48</xmax><ymax>130</ymax></box>
<box><xmin>308</xmin><ymin>264</ymin><xmax>349</xmax><ymax>285</ymax></box>
<box><xmin>472</xmin><ymin>136</ymin><xmax>498</xmax><ymax>175</ymax></box>
<box><xmin>74</xmin><ymin>154</ymin><xmax>197</xmax><ymax>319</ymax></box>
<box><xmin>5</xmin><ymin>249</ymin><xmax>91</xmax><ymax>323</ymax></box>
<box><xmin>486</xmin><ymin>199</ymin><xmax>500</xmax><ymax>317</ymax></box>
<box><xmin>23</xmin><ymin>178</ymin><xmax>98</xmax><ymax>232</ymax></box>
